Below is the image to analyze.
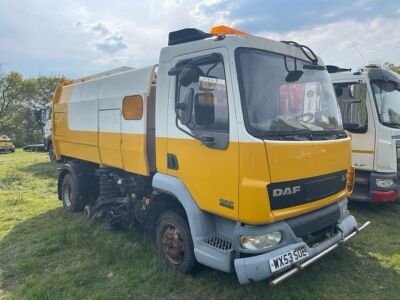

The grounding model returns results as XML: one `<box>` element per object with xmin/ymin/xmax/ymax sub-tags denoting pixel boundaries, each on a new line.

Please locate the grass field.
<box><xmin>0</xmin><ymin>150</ymin><xmax>399</xmax><ymax>299</ymax></box>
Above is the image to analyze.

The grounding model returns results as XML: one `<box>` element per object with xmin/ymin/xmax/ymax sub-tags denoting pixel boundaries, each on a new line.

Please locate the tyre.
<box><xmin>61</xmin><ymin>174</ymin><xmax>83</xmax><ymax>212</ymax></box>
<box><xmin>48</xmin><ymin>143</ymin><xmax>56</xmax><ymax>162</ymax></box>
<box><xmin>156</xmin><ymin>210</ymin><xmax>196</xmax><ymax>273</ymax></box>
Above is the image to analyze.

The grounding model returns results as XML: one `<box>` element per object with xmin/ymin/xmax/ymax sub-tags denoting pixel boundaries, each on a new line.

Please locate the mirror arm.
<box><xmin>168</xmin><ymin>53</ymin><xmax>222</xmax><ymax>76</ymax></box>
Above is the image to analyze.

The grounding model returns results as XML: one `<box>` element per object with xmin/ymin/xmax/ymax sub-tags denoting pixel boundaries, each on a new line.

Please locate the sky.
<box><xmin>0</xmin><ymin>0</ymin><xmax>399</xmax><ymax>78</ymax></box>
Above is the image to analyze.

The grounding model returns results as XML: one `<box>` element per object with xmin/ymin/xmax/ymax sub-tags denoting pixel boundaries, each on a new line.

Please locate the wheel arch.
<box><xmin>152</xmin><ymin>193</ymin><xmax>186</xmax><ymax>218</ymax></box>
<box><xmin>57</xmin><ymin>161</ymin><xmax>98</xmax><ymax>201</ymax></box>
<box><xmin>152</xmin><ymin>173</ymin><xmax>215</xmax><ymax>238</ymax></box>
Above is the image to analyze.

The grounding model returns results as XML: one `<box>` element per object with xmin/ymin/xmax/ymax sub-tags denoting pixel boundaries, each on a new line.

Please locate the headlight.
<box><xmin>240</xmin><ymin>231</ymin><xmax>282</xmax><ymax>250</ymax></box>
<box><xmin>376</xmin><ymin>178</ymin><xmax>395</xmax><ymax>188</ymax></box>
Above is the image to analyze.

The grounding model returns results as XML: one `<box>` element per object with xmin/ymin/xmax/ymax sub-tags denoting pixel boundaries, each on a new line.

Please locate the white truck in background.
<box><xmin>41</xmin><ymin>102</ymin><xmax>54</xmax><ymax>161</ymax></box>
<box><xmin>329</xmin><ymin>64</ymin><xmax>400</xmax><ymax>203</ymax></box>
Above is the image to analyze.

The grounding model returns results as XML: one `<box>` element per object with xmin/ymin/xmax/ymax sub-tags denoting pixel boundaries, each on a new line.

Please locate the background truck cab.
<box><xmin>329</xmin><ymin>65</ymin><xmax>400</xmax><ymax>202</ymax></box>
<box><xmin>41</xmin><ymin>102</ymin><xmax>55</xmax><ymax>160</ymax></box>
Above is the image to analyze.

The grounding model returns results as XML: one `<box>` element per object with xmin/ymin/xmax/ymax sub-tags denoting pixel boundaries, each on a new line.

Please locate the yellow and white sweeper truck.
<box><xmin>52</xmin><ymin>26</ymin><xmax>369</xmax><ymax>284</ymax></box>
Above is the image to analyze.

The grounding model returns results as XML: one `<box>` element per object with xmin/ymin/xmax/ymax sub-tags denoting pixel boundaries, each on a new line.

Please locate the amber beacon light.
<box><xmin>210</xmin><ymin>25</ymin><xmax>247</xmax><ymax>36</ymax></box>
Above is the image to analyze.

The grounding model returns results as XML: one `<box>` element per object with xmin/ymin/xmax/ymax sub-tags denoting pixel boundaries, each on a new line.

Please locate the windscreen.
<box><xmin>235</xmin><ymin>48</ymin><xmax>343</xmax><ymax>138</ymax></box>
<box><xmin>371</xmin><ymin>80</ymin><xmax>400</xmax><ymax>127</ymax></box>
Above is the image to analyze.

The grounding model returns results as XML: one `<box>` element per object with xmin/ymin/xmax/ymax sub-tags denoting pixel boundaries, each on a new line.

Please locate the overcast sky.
<box><xmin>1</xmin><ymin>0</ymin><xmax>399</xmax><ymax>78</ymax></box>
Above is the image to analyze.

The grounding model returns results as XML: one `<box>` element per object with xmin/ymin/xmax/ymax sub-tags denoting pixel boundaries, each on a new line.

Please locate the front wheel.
<box><xmin>156</xmin><ymin>210</ymin><xmax>196</xmax><ymax>274</ymax></box>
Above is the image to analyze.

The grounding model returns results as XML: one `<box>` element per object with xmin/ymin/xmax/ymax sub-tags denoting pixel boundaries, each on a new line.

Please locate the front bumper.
<box><xmin>369</xmin><ymin>172</ymin><xmax>398</xmax><ymax>202</ymax></box>
<box><xmin>349</xmin><ymin>171</ymin><xmax>398</xmax><ymax>203</ymax></box>
<box><xmin>234</xmin><ymin>204</ymin><xmax>367</xmax><ymax>284</ymax></box>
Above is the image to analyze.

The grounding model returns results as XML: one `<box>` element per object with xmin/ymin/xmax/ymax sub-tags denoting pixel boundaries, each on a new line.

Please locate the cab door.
<box><xmin>166</xmin><ymin>48</ymin><xmax>239</xmax><ymax>220</ymax></box>
<box><xmin>335</xmin><ymin>81</ymin><xmax>375</xmax><ymax>170</ymax></box>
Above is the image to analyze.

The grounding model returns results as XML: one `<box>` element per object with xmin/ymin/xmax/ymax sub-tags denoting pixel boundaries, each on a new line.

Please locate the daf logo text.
<box><xmin>272</xmin><ymin>186</ymin><xmax>301</xmax><ymax>197</ymax></box>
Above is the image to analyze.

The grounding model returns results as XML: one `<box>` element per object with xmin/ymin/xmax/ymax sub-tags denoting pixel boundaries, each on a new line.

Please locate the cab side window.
<box><xmin>334</xmin><ymin>82</ymin><xmax>368</xmax><ymax>133</ymax></box>
<box><xmin>176</xmin><ymin>55</ymin><xmax>229</xmax><ymax>132</ymax></box>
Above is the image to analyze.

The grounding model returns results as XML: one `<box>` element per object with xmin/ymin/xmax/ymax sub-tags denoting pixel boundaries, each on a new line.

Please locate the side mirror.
<box><xmin>285</xmin><ymin>70</ymin><xmax>304</xmax><ymax>82</ymax></box>
<box><xmin>342</xmin><ymin>122</ymin><xmax>367</xmax><ymax>133</ymax></box>
<box><xmin>195</xmin><ymin>93</ymin><xmax>215</xmax><ymax>126</ymax></box>
<box><xmin>348</xmin><ymin>84</ymin><xmax>356</xmax><ymax>98</ymax></box>
<box><xmin>343</xmin><ymin>123</ymin><xmax>360</xmax><ymax>130</ymax></box>
<box><xmin>179</xmin><ymin>66</ymin><xmax>204</xmax><ymax>87</ymax></box>
<box><xmin>335</xmin><ymin>87</ymin><xmax>343</xmax><ymax>98</ymax></box>
<box><xmin>176</xmin><ymin>88</ymin><xmax>194</xmax><ymax>125</ymax></box>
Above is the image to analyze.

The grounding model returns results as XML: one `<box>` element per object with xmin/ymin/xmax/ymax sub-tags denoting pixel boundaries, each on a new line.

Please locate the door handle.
<box><xmin>167</xmin><ymin>153</ymin><xmax>179</xmax><ymax>170</ymax></box>
<box><xmin>199</xmin><ymin>135</ymin><xmax>215</xmax><ymax>146</ymax></box>
<box><xmin>354</xmin><ymin>163</ymin><xmax>366</xmax><ymax>167</ymax></box>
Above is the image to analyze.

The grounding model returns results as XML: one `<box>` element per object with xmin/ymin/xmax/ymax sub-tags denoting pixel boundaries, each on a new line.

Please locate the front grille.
<box><xmin>203</xmin><ymin>236</ymin><xmax>232</xmax><ymax>250</ymax></box>
<box><xmin>267</xmin><ymin>170</ymin><xmax>347</xmax><ymax>210</ymax></box>
<box><xmin>286</xmin><ymin>202</ymin><xmax>341</xmax><ymax>238</ymax></box>
<box><xmin>301</xmin><ymin>224</ymin><xmax>338</xmax><ymax>248</ymax></box>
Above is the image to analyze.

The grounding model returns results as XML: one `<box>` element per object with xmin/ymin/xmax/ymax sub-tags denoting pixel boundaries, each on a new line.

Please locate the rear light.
<box><xmin>346</xmin><ymin>167</ymin><xmax>355</xmax><ymax>192</ymax></box>
<box><xmin>373</xmin><ymin>190</ymin><xmax>397</xmax><ymax>202</ymax></box>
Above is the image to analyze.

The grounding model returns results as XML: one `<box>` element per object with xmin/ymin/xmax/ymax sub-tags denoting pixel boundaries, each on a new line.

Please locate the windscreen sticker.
<box><xmin>382</xmin><ymin>112</ymin><xmax>390</xmax><ymax>122</ymax></box>
<box><xmin>199</xmin><ymin>76</ymin><xmax>226</xmax><ymax>91</ymax></box>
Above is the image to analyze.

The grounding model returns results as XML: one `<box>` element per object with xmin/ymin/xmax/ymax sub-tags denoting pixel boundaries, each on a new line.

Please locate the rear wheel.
<box><xmin>48</xmin><ymin>143</ymin><xmax>56</xmax><ymax>162</ymax></box>
<box><xmin>61</xmin><ymin>174</ymin><xmax>83</xmax><ymax>212</ymax></box>
<box><xmin>156</xmin><ymin>210</ymin><xmax>196</xmax><ymax>273</ymax></box>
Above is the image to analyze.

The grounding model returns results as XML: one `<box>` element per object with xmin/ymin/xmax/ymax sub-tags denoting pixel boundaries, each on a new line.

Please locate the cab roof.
<box><xmin>0</xmin><ymin>135</ymin><xmax>12</xmax><ymax>141</ymax></box>
<box><xmin>161</xmin><ymin>26</ymin><xmax>325</xmax><ymax>66</ymax></box>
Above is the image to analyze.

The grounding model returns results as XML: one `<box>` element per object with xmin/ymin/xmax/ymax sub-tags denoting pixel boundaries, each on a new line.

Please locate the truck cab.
<box><xmin>330</xmin><ymin>65</ymin><xmax>400</xmax><ymax>203</ymax></box>
<box><xmin>41</xmin><ymin>102</ymin><xmax>54</xmax><ymax>160</ymax></box>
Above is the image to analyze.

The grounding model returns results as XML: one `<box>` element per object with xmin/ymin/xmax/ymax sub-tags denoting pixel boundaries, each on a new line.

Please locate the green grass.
<box><xmin>0</xmin><ymin>150</ymin><xmax>399</xmax><ymax>299</ymax></box>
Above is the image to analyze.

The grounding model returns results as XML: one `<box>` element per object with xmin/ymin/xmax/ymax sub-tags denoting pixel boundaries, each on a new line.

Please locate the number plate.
<box><xmin>269</xmin><ymin>247</ymin><xmax>309</xmax><ymax>273</ymax></box>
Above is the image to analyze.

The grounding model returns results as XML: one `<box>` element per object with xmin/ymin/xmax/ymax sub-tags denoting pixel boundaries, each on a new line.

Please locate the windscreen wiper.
<box><xmin>381</xmin><ymin>122</ymin><xmax>400</xmax><ymax>128</ymax></box>
<box><xmin>258</xmin><ymin>130</ymin><xmax>314</xmax><ymax>140</ymax></box>
<box><xmin>311</xmin><ymin>130</ymin><xmax>345</xmax><ymax>135</ymax></box>
<box><xmin>258</xmin><ymin>130</ymin><xmax>346</xmax><ymax>141</ymax></box>
<box><xmin>311</xmin><ymin>130</ymin><xmax>347</xmax><ymax>138</ymax></box>
<box><xmin>303</xmin><ymin>64</ymin><xmax>326</xmax><ymax>71</ymax></box>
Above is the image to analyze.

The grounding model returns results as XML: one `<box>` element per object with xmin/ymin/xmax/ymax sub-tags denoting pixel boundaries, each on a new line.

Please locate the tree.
<box><xmin>0</xmin><ymin>71</ymin><xmax>66</xmax><ymax>146</ymax></box>
<box><xmin>25</xmin><ymin>75</ymin><xmax>65</xmax><ymax>110</ymax></box>
<box><xmin>0</xmin><ymin>72</ymin><xmax>25</xmax><ymax>123</ymax></box>
<box><xmin>383</xmin><ymin>62</ymin><xmax>400</xmax><ymax>74</ymax></box>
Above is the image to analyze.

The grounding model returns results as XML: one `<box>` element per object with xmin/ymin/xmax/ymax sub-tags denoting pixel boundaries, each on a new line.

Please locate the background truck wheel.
<box><xmin>156</xmin><ymin>210</ymin><xmax>196</xmax><ymax>274</ymax></box>
<box><xmin>48</xmin><ymin>143</ymin><xmax>56</xmax><ymax>161</ymax></box>
<box><xmin>61</xmin><ymin>174</ymin><xmax>83</xmax><ymax>212</ymax></box>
